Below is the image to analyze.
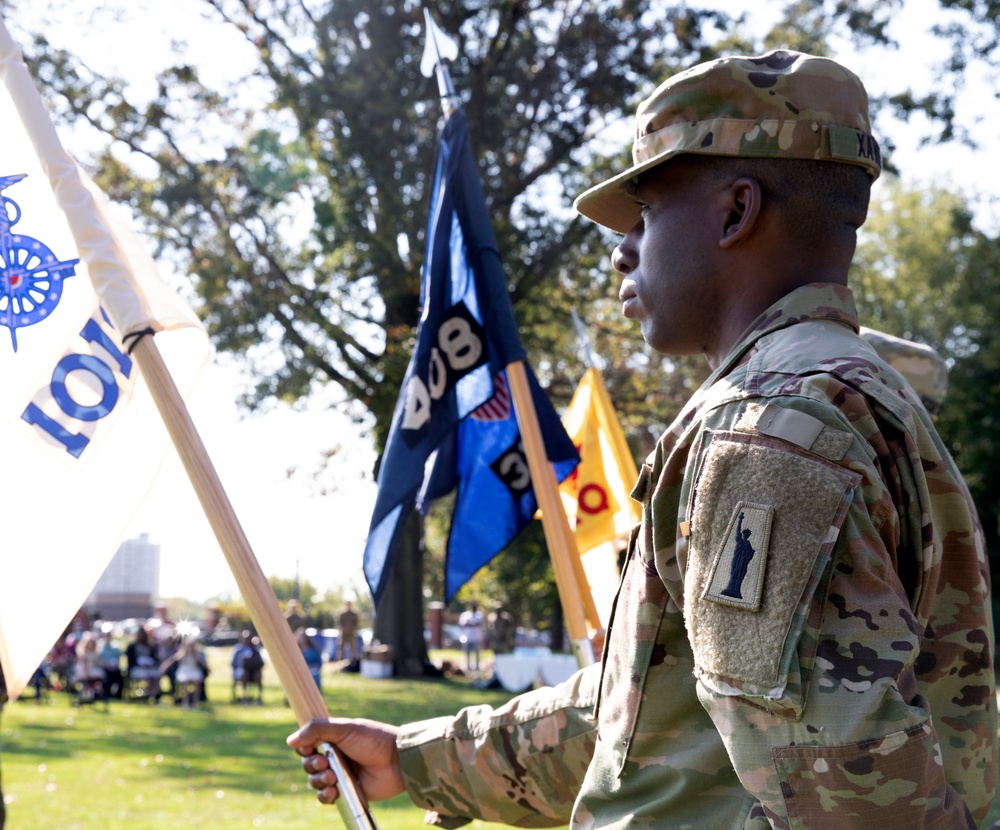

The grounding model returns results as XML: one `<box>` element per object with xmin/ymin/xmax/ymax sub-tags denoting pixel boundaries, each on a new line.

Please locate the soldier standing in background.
<box><xmin>486</xmin><ymin>601</ymin><xmax>515</xmax><ymax>655</ymax></box>
<box><xmin>457</xmin><ymin>602</ymin><xmax>485</xmax><ymax>675</ymax></box>
<box><xmin>336</xmin><ymin>601</ymin><xmax>359</xmax><ymax>664</ymax></box>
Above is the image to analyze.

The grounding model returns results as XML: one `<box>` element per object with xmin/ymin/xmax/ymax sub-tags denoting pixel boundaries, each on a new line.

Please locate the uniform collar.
<box><xmin>711</xmin><ymin>283</ymin><xmax>859</xmax><ymax>383</ymax></box>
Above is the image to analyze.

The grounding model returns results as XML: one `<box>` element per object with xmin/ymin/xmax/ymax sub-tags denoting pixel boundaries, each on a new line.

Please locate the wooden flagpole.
<box><xmin>132</xmin><ymin>336</ymin><xmax>376</xmax><ymax>830</ymax></box>
<box><xmin>505</xmin><ymin>361</ymin><xmax>600</xmax><ymax>666</ymax></box>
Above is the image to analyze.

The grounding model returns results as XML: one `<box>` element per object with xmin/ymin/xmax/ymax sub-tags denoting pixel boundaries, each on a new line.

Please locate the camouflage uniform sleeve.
<box><xmin>396</xmin><ymin>663</ymin><xmax>599</xmax><ymax>828</ymax></box>
<box><xmin>683</xmin><ymin>399</ymin><xmax>995</xmax><ymax>828</ymax></box>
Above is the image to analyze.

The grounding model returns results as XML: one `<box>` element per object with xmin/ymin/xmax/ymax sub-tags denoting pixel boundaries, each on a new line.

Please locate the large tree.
<box><xmin>7</xmin><ymin>0</ymin><xmax>1000</xmax><ymax>670</ymax></box>
<box><xmin>10</xmin><ymin>0</ymin><xmax>722</xmax><ymax>671</ymax></box>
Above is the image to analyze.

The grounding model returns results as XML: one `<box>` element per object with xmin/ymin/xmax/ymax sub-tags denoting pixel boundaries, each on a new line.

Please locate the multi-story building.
<box><xmin>85</xmin><ymin>532</ymin><xmax>160</xmax><ymax>620</ymax></box>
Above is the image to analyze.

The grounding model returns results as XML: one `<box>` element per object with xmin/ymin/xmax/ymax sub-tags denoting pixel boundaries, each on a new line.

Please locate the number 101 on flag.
<box><xmin>20</xmin><ymin>306</ymin><xmax>135</xmax><ymax>460</ymax></box>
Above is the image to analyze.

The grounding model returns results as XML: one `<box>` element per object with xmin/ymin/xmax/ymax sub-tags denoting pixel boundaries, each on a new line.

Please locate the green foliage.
<box><xmin>762</xmin><ymin>0</ymin><xmax>896</xmax><ymax>56</ymax></box>
<box><xmin>210</xmin><ymin>598</ymin><xmax>254</xmax><ymax>634</ymax></box>
<box><xmin>453</xmin><ymin>521</ymin><xmax>563</xmax><ymax>641</ymax></box>
<box><xmin>4</xmin><ymin>651</ymin><xmax>1000</xmax><ymax>828</ymax></box>
<box><xmin>763</xmin><ymin>0</ymin><xmax>1000</xmax><ymax>150</ymax></box>
<box><xmin>851</xmin><ymin>178</ymin><xmax>1000</xmax><ymax>583</ymax></box>
<box><xmin>15</xmin><ymin>0</ymin><xmax>747</xmax><ymax>457</ymax></box>
<box><xmin>159</xmin><ymin>596</ymin><xmax>212</xmax><ymax>624</ymax></box>
<box><xmin>933</xmin><ymin>216</ymin><xmax>1000</xmax><ymax>561</ymax></box>
<box><xmin>211</xmin><ymin>579</ymin><xmax>374</xmax><ymax>634</ymax></box>
<box><xmin>851</xmin><ymin>179</ymin><xmax>971</xmax><ymax>348</ymax></box>
<box><xmin>304</xmin><ymin>586</ymin><xmax>374</xmax><ymax>631</ymax></box>
<box><xmin>266</xmin><ymin>576</ymin><xmax>319</xmax><ymax>605</ymax></box>
<box><xmin>0</xmin><ymin>646</ymin><xmax>518</xmax><ymax>830</ymax></box>
<box><xmin>423</xmin><ymin>490</ymin><xmax>566</xmax><ymax>644</ymax></box>
<box><xmin>243</xmin><ymin>129</ymin><xmax>312</xmax><ymax>200</ymax></box>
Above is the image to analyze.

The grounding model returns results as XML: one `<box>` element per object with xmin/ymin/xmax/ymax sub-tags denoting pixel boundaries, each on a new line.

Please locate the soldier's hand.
<box><xmin>287</xmin><ymin>718</ymin><xmax>405</xmax><ymax>805</ymax></box>
<box><xmin>590</xmin><ymin>627</ymin><xmax>606</xmax><ymax>657</ymax></box>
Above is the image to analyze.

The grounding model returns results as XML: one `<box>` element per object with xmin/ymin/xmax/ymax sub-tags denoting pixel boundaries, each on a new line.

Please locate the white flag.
<box><xmin>0</xmin><ymin>16</ymin><xmax>210</xmax><ymax>699</ymax></box>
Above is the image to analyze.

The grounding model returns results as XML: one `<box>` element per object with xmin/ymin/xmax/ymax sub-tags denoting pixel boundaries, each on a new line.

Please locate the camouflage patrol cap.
<box><xmin>574</xmin><ymin>50</ymin><xmax>882</xmax><ymax>233</ymax></box>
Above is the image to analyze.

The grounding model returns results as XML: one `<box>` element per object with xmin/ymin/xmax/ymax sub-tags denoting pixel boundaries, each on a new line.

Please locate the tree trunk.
<box><xmin>372</xmin><ymin>508</ymin><xmax>430</xmax><ymax>677</ymax></box>
<box><xmin>549</xmin><ymin>600</ymin><xmax>564</xmax><ymax>653</ymax></box>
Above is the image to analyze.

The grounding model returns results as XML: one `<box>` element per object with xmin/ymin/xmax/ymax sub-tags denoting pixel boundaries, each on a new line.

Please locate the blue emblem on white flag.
<box><xmin>0</xmin><ymin>174</ymin><xmax>79</xmax><ymax>351</ymax></box>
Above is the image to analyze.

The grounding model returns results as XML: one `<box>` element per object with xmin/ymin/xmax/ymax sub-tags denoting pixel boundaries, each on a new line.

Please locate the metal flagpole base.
<box><xmin>319</xmin><ymin>741</ymin><xmax>378</xmax><ymax>830</ymax></box>
<box><xmin>570</xmin><ymin>637</ymin><xmax>596</xmax><ymax>668</ymax></box>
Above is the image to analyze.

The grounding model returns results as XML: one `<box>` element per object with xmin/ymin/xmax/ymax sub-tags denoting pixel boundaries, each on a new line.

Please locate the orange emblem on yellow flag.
<box><xmin>558</xmin><ymin>368</ymin><xmax>641</xmax><ymax>624</ymax></box>
<box><xmin>560</xmin><ymin>367</ymin><xmax>641</xmax><ymax>550</ymax></box>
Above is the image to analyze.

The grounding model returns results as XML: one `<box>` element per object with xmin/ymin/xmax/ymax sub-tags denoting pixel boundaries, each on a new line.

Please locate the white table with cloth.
<box><xmin>492</xmin><ymin>648</ymin><xmax>580</xmax><ymax>692</ymax></box>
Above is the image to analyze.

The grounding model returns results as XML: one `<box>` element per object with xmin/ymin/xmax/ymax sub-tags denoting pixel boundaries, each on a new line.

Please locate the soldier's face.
<box><xmin>612</xmin><ymin>161</ymin><xmax>721</xmax><ymax>357</ymax></box>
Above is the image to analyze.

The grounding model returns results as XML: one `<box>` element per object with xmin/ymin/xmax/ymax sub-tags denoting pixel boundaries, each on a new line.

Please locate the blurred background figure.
<box><xmin>28</xmin><ymin>649</ymin><xmax>54</xmax><ymax>702</ymax></box>
<box><xmin>145</xmin><ymin>605</ymin><xmax>178</xmax><ymax>701</ymax></box>
<box><xmin>860</xmin><ymin>327</ymin><xmax>949</xmax><ymax>419</ymax></box>
<box><xmin>0</xmin><ymin>661</ymin><xmax>5</xmax><ymax>828</ymax></box>
<box><xmin>73</xmin><ymin>631</ymin><xmax>106</xmax><ymax>705</ymax></box>
<box><xmin>232</xmin><ymin>631</ymin><xmax>264</xmax><ymax>705</ymax></box>
<box><xmin>148</xmin><ymin>604</ymin><xmax>176</xmax><ymax>649</ymax></box>
<box><xmin>336</xmin><ymin>601</ymin><xmax>359</xmax><ymax>664</ymax></box>
<box><xmin>296</xmin><ymin>627</ymin><xmax>323</xmax><ymax>690</ymax></box>
<box><xmin>487</xmin><ymin>601</ymin><xmax>516</xmax><ymax>655</ymax></box>
<box><xmin>458</xmin><ymin>602</ymin><xmax>486</xmax><ymax>675</ymax></box>
<box><xmin>161</xmin><ymin>638</ymin><xmax>208</xmax><ymax>709</ymax></box>
<box><xmin>125</xmin><ymin>627</ymin><xmax>161</xmax><ymax>703</ymax></box>
<box><xmin>97</xmin><ymin>627</ymin><xmax>124</xmax><ymax>700</ymax></box>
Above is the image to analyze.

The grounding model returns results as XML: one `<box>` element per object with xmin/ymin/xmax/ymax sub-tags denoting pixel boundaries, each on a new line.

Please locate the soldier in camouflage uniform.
<box><xmin>859</xmin><ymin>326</ymin><xmax>949</xmax><ymax>419</ymax></box>
<box><xmin>289</xmin><ymin>51</ymin><xmax>998</xmax><ymax>828</ymax></box>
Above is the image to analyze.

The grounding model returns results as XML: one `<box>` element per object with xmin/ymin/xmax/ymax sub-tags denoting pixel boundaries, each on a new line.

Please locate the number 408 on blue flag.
<box><xmin>399</xmin><ymin>299</ymin><xmax>487</xmax><ymax>436</ymax></box>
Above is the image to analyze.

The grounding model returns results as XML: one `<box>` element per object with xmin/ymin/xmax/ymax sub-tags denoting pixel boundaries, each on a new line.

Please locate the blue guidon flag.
<box><xmin>362</xmin><ymin>110</ymin><xmax>579</xmax><ymax>604</ymax></box>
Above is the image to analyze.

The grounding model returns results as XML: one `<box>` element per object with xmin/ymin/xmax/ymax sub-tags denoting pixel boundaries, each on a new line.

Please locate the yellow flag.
<box><xmin>560</xmin><ymin>367</ymin><xmax>641</xmax><ymax>549</ymax></box>
<box><xmin>558</xmin><ymin>367</ymin><xmax>640</xmax><ymax>623</ymax></box>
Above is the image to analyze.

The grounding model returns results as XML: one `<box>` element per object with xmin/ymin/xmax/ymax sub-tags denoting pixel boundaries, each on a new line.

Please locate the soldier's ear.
<box><xmin>718</xmin><ymin>177</ymin><xmax>761</xmax><ymax>249</ymax></box>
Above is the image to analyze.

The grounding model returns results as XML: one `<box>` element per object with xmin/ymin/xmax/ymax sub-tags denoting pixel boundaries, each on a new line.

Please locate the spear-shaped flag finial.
<box><xmin>421</xmin><ymin>8</ymin><xmax>461</xmax><ymax>114</ymax></box>
<box><xmin>572</xmin><ymin>308</ymin><xmax>602</xmax><ymax>370</ymax></box>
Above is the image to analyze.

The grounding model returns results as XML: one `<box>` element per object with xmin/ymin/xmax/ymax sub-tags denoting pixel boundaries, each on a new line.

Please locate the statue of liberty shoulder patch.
<box><xmin>703</xmin><ymin>502</ymin><xmax>773</xmax><ymax>611</ymax></box>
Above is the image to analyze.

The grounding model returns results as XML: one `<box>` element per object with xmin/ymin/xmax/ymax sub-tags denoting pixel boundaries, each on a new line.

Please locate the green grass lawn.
<box><xmin>0</xmin><ymin>646</ymin><xmax>516</xmax><ymax>830</ymax></box>
<box><xmin>3</xmin><ymin>648</ymin><xmax>998</xmax><ymax>828</ymax></box>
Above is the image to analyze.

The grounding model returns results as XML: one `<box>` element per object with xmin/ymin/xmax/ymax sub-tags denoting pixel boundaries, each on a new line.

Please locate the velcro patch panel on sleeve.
<box><xmin>737</xmin><ymin>402</ymin><xmax>852</xmax><ymax>461</ymax></box>
<box><xmin>685</xmin><ymin>432</ymin><xmax>859</xmax><ymax>695</ymax></box>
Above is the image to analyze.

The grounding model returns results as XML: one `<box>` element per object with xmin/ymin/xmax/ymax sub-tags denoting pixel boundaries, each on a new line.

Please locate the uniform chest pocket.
<box><xmin>596</xmin><ymin>528</ymin><xmax>669</xmax><ymax>776</ymax></box>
